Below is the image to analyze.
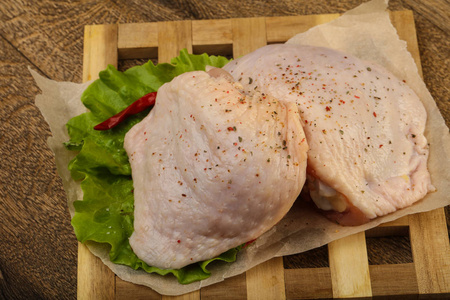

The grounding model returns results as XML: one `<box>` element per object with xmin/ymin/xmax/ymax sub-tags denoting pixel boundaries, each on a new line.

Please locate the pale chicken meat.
<box><xmin>223</xmin><ymin>44</ymin><xmax>434</xmax><ymax>225</ymax></box>
<box><xmin>124</xmin><ymin>70</ymin><xmax>308</xmax><ymax>269</ymax></box>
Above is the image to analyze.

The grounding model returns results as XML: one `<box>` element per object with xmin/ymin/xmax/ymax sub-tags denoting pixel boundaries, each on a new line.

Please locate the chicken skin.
<box><xmin>124</xmin><ymin>70</ymin><xmax>308</xmax><ymax>269</ymax></box>
<box><xmin>223</xmin><ymin>44</ymin><xmax>434</xmax><ymax>225</ymax></box>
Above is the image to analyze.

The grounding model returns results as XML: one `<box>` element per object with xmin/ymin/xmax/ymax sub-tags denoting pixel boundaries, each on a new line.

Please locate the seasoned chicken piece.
<box><xmin>223</xmin><ymin>44</ymin><xmax>434</xmax><ymax>225</ymax></box>
<box><xmin>124</xmin><ymin>70</ymin><xmax>308</xmax><ymax>269</ymax></box>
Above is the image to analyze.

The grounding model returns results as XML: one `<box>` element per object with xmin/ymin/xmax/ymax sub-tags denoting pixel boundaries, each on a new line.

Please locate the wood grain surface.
<box><xmin>0</xmin><ymin>1</ymin><xmax>448</xmax><ymax>299</ymax></box>
<box><xmin>76</xmin><ymin>24</ymin><xmax>118</xmax><ymax>300</ymax></box>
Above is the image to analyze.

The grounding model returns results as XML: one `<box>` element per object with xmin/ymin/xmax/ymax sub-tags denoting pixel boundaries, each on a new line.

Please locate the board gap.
<box><xmin>266</xmin><ymin>41</ymin><xmax>286</xmax><ymax>45</ymax></box>
<box><xmin>118</xmin><ymin>58</ymin><xmax>157</xmax><ymax>72</ymax></box>
<box><xmin>370</xmin><ymin>294</ymin><xmax>417</xmax><ymax>300</ymax></box>
<box><xmin>118</xmin><ymin>47</ymin><xmax>158</xmax><ymax>60</ymax></box>
<box><xmin>118</xmin><ymin>47</ymin><xmax>233</xmax><ymax>72</ymax></box>
<box><xmin>365</xmin><ymin>232</ymin><xmax>413</xmax><ymax>265</ymax></box>
<box><xmin>193</xmin><ymin>44</ymin><xmax>233</xmax><ymax>58</ymax></box>
<box><xmin>366</xmin><ymin>225</ymin><xmax>409</xmax><ymax>237</ymax></box>
<box><xmin>283</xmin><ymin>245</ymin><xmax>329</xmax><ymax>269</ymax></box>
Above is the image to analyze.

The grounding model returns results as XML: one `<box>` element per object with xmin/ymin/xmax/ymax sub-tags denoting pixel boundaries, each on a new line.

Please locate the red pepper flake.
<box><xmin>379</xmin><ymin>144</ymin><xmax>383</xmax><ymax>148</ymax></box>
<box><xmin>373</xmin><ymin>112</ymin><xmax>377</xmax><ymax>117</ymax></box>
<box><xmin>227</xmin><ymin>126</ymin><xmax>237</xmax><ymax>131</ymax></box>
<box><xmin>354</xmin><ymin>95</ymin><xmax>360</xmax><ymax>99</ymax></box>
<box><xmin>177</xmin><ymin>240</ymin><xmax>181</xmax><ymax>243</ymax></box>
<box><xmin>325</xmin><ymin>106</ymin><xmax>331</xmax><ymax>111</ymax></box>
<box><xmin>94</xmin><ymin>92</ymin><xmax>156</xmax><ymax>130</ymax></box>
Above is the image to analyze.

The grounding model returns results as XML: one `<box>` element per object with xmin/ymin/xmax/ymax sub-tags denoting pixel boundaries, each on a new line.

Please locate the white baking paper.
<box><xmin>32</xmin><ymin>0</ymin><xmax>450</xmax><ymax>295</ymax></box>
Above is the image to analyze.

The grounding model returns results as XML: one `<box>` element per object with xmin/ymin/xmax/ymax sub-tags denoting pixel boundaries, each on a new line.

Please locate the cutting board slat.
<box><xmin>409</xmin><ymin>209</ymin><xmax>450</xmax><ymax>294</ymax></box>
<box><xmin>80</xmin><ymin>23</ymin><xmax>118</xmax><ymax>300</ymax></box>
<box><xmin>246</xmin><ymin>257</ymin><xmax>286</xmax><ymax>300</ymax></box>
<box><xmin>328</xmin><ymin>232</ymin><xmax>372</xmax><ymax>298</ymax></box>
<box><xmin>80</xmin><ymin>12</ymin><xmax>450</xmax><ymax>299</ymax></box>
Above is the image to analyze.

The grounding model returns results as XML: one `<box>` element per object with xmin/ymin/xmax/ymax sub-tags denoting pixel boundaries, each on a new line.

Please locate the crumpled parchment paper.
<box><xmin>32</xmin><ymin>0</ymin><xmax>450</xmax><ymax>295</ymax></box>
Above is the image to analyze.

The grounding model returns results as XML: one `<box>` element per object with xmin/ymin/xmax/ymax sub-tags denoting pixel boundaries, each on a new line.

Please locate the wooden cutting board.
<box><xmin>79</xmin><ymin>11</ymin><xmax>450</xmax><ymax>299</ymax></box>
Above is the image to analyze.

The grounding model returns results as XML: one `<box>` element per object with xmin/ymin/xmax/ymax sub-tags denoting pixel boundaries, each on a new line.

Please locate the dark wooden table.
<box><xmin>1</xmin><ymin>1</ymin><xmax>448</xmax><ymax>299</ymax></box>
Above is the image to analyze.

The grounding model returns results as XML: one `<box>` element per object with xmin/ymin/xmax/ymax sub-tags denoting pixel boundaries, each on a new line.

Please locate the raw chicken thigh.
<box><xmin>124</xmin><ymin>70</ymin><xmax>308</xmax><ymax>269</ymax></box>
<box><xmin>223</xmin><ymin>44</ymin><xmax>434</xmax><ymax>225</ymax></box>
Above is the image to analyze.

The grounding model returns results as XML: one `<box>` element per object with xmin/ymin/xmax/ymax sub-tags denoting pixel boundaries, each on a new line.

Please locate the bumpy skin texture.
<box><xmin>124</xmin><ymin>71</ymin><xmax>308</xmax><ymax>269</ymax></box>
<box><xmin>223</xmin><ymin>44</ymin><xmax>434</xmax><ymax>225</ymax></box>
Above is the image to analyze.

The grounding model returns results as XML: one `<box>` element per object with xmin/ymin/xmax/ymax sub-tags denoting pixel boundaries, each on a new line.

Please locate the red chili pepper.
<box><xmin>94</xmin><ymin>92</ymin><xmax>157</xmax><ymax>130</ymax></box>
<box><xmin>243</xmin><ymin>239</ymin><xmax>256</xmax><ymax>248</ymax></box>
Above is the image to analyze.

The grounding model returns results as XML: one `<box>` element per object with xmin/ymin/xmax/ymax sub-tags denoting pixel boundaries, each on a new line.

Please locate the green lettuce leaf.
<box><xmin>66</xmin><ymin>50</ymin><xmax>235</xmax><ymax>284</ymax></box>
